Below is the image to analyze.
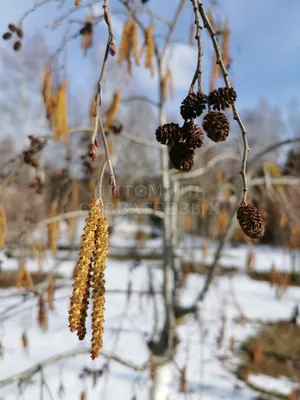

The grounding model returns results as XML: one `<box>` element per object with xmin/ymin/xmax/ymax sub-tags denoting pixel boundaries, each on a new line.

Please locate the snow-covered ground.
<box><xmin>0</xmin><ymin>216</ymin><xmax>299</xmax><ymax>399</ymax></box>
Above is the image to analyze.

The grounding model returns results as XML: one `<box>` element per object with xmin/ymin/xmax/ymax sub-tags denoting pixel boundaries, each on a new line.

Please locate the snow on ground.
<box><xmin>0</xmin><ymin>216</ymin><xmax>299</xmax><ymax>399</ymax></box>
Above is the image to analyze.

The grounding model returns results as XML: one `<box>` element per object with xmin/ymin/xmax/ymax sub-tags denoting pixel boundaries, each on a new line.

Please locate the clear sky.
<box><xmin>1</xmin><ymin>0</ymin><xmax>300</xmax><ymax>136</ymax></box>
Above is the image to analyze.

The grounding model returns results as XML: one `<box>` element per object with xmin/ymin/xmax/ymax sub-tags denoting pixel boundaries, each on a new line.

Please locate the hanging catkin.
<box><xmin>91</xmin><ymin>212</ymin><xmax>109</xmax><ymax>359</ymax></box>
<box><xmin>118</xmin><ymin>19</ymin><xmax>140</xmax><ymax>75</ymax></box>
<box><xmin>0</xmin><ymin>207</ymin><xmax>7</xmax><ymax>248</ymax></box>
<box><xmin>53</xmin><ymin>81</ymin><xmax>69</xmax><ymax>143</ymax></box>
<box><xmin>42</xmin><ymin>66</ymin><xmax>54</xmax><ymax>126</ymax></box>
<box><xmin>221</xmin><ymin>18</ymin><xmax>230</xmax><ymax>69</ymax></box>
<box><xmin>69</xmin><ymin>198</ymin><xmax>109</xmax><ymax>359</ymax></box>
<box><xmin>141</xmin><ymin>25</ymin><xmax>155</xmax><ymax>77</ymax></box>
<box><xmin>106</xmin><ymin>89</ymin><xmax>122</xmax><ymax>126</ymax></box>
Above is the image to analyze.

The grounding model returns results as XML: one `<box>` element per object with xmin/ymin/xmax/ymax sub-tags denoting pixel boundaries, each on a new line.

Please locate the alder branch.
<box><xmin>249</xmin><ymin>136</ymin><xmax>300</xmax><ymax>167</ymax></box>
<box><xmin>0</xmin><ymin>348</ymin><xmax>147</xmax><ymax>388</ymax></box>
<box><xmin>249</xmin><ymin>177</ymin><xmax>300</xmax><ymax>187</ymax></box>
<box><xmin>91</xmin><ymin>0</ymin><xmax>117</xmax><ymax>195</ymax></box>
<box><xmin>190</xmin><ymin>0</ymin><xmax>203</xmax><ymax>93</ymax></box>
<box><xmin>198</xmin><ymin>1</ymin><xmax>250</xmax><ymax>203</ymax></box>
<box><xmin>172</xmin><ymin>152</ymin><xmax>240</xmax><ymax>180</ymax></box>
<box><xmin>68</xmin><ymin>126</ymin><xmax>162</xmax><ymax>149</ymax></box>
<box><xmin>36</xmin><ymin>207</ymin><xmax>164</xmax><ymax>228</ymax></box>
<box><xmin>122</xmin><ymin>96</ymin><xmax>159</xmax><ymax>108</ymax></box>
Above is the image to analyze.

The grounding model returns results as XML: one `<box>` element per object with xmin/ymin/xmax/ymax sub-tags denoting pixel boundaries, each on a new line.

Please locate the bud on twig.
<box><xmin>88</xmin><ymin>144</ymin><xmax>97</xmax><ymax>161</ymax></box>
<box><xmin>109</xmin><ymin>41</ymin><xmax>117</xmax><ymax>56</ymax></box>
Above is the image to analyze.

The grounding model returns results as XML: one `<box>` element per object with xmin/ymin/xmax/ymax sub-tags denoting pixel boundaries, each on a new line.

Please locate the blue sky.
<box><xmin>1</xmin><ymin>0</ymin><xmax>300</xmax><ymax>136</ymax></box>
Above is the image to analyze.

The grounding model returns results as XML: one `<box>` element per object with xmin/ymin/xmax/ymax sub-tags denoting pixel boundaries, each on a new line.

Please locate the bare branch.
<box><xmin>0</xmin><ymin>348</ymin><xmax>147</xmax><ymax>388</ymax></box>
<box><xmin>172</xmin><ymin>152</ymin><xmax>240</xmax><ymax>180</ymax></box>
<box><xmin>198</xmin><ymin>1</ymin><xmax>250</xmax><ymax>203</ymax></box>
<box><xmin>68</xmin><ymin>125</ymin><xmax>162</xmax><ymax>149</ymax></box>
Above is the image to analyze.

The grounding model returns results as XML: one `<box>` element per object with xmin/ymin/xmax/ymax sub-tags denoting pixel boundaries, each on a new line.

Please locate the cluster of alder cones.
<box><xmin>2</xmin><ymin>24</ymin><xmax>23</xmax><ymax>51</ymax></box>
<box><xmin>155</xmin><ymin>86</ymin><xmax>265</xmax><ymax>239</ymax></box>
<box><xmin>155</xmin><ymin>87</ymin><xmax>236</xmax><ymax>172</ymax></box>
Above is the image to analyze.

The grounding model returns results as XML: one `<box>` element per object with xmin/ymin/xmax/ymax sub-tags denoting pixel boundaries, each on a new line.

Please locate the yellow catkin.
<box><xmin>201</xmin><ymin>241</ymin><xmax>208</xmax><ymax>257</ymax></box>
<box><xmin>201</xmin><ymin>198</ymin><xmax>209</xmax><ymax>218</ymax></box>
<box><xmin>38</xmin><ymin>294</ymin><xmax>47</xmax><ymax>332</ymax></box>
<box><xmin>91</xmin><ymin>210</ymin><xmax>109</xmax><ymax>359</ymax></box>
<box><xmin>215</xmin><ymin>168</ymin><xmax>223</xmax><ymax>185</ymax></box>
<box><xmin>143</xmin><ymin>25</ymin><xmax>155</xmax><ymax>77</ymax></box>
<box><xmin>42</xmin><ymin>66</ymin><xmax>54</xmax><ymax>126</ymax></box>
<box><xmin>222</xmin><ymin>18</ymin><xmax>230</xmax><ymax>70</ymax></box>
<box><xmin>68</xmin><ymin>198</ymin><xmax>101</xmax><ymax>334</ymax></box>
<box><xmin>184</xmin><ymin>215</ymin><xmax>193</xmax><ymax>233</ymax></box>
<box><xmin>118</xmin><ymin>20</ymin><xmax>133</xmax><ymax>65</ymax></box>
<box><xmin>47</xmin><ymin>200</ymin><xmax>59</xmax><ymax>256</ymax></box>
<box><xmin>0</xmin><ymin>207</ymin><xmax>7</xmax><ymax>248</ymax></box>
<box><xmin>106</xmin><ymin>89</ymin><xmax>122</xmax><ymax>127</ymax></box>
<box><xmin>47</xmin><ymin>274</ymin><xmax>55</xmax><ymax>310</ymax></box>
<box><xmin>207</xmin><ymin>10</ymin><xmax>218</xmax><ymax>91</ymax></box>
<box><xmin>162</xmin><ymin>67</ymin><xmax>173</xmax><ymax>101</ymax></box>
<box><xmin>53</xmin><ymin>81</ymin><xmax>69</xmax><ymax>143</ymax></box>
<box><xmin>88</xmin><ymin>178</ymin><xmax>96</xmax><ymax>192</ymax></box>
<box><xmin>217</xmin><ymin>211</ymin><xmax>229</xmax><ymax>236</ymax></box>
<box><xmin>16</xmin><ymin>260</ymin><xmax>33</xmax><ymax>291</ymax></box>
<box><xmin>118</xmin><ymin>19</ymin><xmax>140</xmax><ymax>75</ymax></box>
<box><xmin>75</xmin><ymin>0</ymin><xmax>82</xmax><ymax>7</ymax></box>
<box><xmin>290</xmin><ymin>227</ymin><xmax>300</xmax><ymax>249</ymax></box>
<box><xmin>22</xmin><ymin>331</ymin><xmax>29</xmax><ymax>351</ymax></box>
<box><xmin>131</xmin><ymin>22</ymin><xmax>140</xmax><ymax>66</ymax></box>
<box><xmin>210</xmin><ymin>55</ymin><xmax>218</xmax><ymax>92</ymax></box>
<box><xmin>80</xmin><ymin>391</ymin><xmax>87</xmax><ymax>400</ymax></box>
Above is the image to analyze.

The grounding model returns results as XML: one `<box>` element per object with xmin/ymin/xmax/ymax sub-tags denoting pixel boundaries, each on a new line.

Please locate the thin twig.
<box><xmin>198</xmin><ymin>1</ymin><xmax>250</xmax><ymax>203</ymax></box>
<box><xmin>189</xmin><ymin>0</ymin><xmax>203</xmax><ymax>94</ymax></box>
<box><xmin>92</xmin><ymin>0</ymin><xmax>117</xmax><ymax>196</ymax></box>
<box><xmin>0</xmin><ymin>348</ymin><xmax>147</xmax><ymax>388</ymax></box>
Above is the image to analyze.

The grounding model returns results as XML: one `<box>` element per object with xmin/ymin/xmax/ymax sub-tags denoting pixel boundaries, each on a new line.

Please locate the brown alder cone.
<box><xmin>75</xmin><ymin>0</ymin><xmax>82</xmax><ymax>6</ymax></box>
<box><xmin>202</xmin><ymin>111</ymin><xmax>230</xmax><ymax>142</ymax></box>
<box><xmin>237</xmin><ymin>203</ymin><xmax>265</xmax><ymax>239</ymax></box>
<box><xmin>91</xmin><ymin>212</ymin><xmax>109</xmax><ymax>359</ymax></box>
<box><xmin>68</xmin><ymin>198</ymin><xmax>101</xmax><ymax>333</ymax></box>
<box><xmin>208</xmin><ymin>87</ymin><xmax>237</xmax><ymax>111</ymax></box>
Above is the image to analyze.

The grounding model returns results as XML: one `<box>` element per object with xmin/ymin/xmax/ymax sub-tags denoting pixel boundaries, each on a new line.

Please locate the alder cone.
<box><xmin>202</xmin><ymin>111</ymin><xmax>229</xmax><ymax>142</ymax></box>
<box><xmin>170</xmin><ymin>143</ymin><xmax>194</xmax><ymax>172</ymax></box>
<box><xmin>182</xmin><ymin>121</ymin><xmax>204</xmax><ymax>149</ymax></box>
<box><xmin>155</xmin><ymin>123</ymin><xmax>181</xmax><ymax>146</ymax></box>
<box><xmin>180</xmin><ymin>92</ymin><xmax>207</xmax><ymax>120</ymax></box>
<box><xmin>208</xmin><ymin>87</ymin><xmax>237</xmax><ymax>111</ymax></box>
<box><xmin>237</xmin><ymin>203</ymin><xmax>265</xmax><ymax>239</ymax></box>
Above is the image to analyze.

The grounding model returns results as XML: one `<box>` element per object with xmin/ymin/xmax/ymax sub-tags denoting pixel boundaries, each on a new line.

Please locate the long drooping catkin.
<box><xmin>91</xmin><ymin>213</ymin><xmax>109</xmax><ymax>359</ymax></box>
<box><xmin>68</xmin><ymin>198</ymin><xmax>101</xmax><ymax>333</ymax></box>
<box><xmin>0</xmin><ymin>207</ymin><xmax>7</xmax><ymax>249</ymax></box>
